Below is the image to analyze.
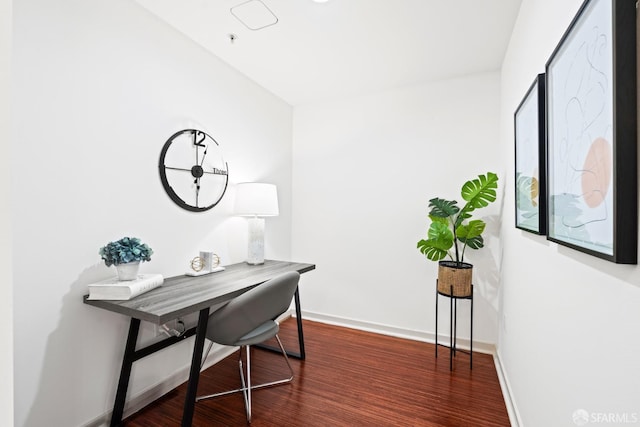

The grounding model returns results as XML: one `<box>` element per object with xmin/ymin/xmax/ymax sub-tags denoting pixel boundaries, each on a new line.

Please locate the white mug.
<box><xmin>199</xmin><ymin>251</ymin><xmax>220</xmax><ymax>271</ymax></box>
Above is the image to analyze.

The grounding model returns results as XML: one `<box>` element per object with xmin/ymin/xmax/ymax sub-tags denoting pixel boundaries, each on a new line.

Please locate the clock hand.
<box><xmin>165</xmin><ymin>166</ymin><xmax>191</xmax><ymax>173</ymax></box>
<box><xmin>165</xmin><ymin>165</ymin><xmax>210</xmax><ymax>177</ymax></box>
<box><xmin>199</xmin><ymin>146</ymin><xmax>208</xmax><ymax>167</ymax></box>
<box><xmin>195</xmin><ymin>177</ymin><xmax>200</xmax><ymax>207</ymax></box>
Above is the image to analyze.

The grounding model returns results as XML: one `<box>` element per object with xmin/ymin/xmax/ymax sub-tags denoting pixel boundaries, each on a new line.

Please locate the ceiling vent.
<box><xmin>231</xmin><ymin>0</ymin><xmax>278</xmax><ymax>31</ymax></box>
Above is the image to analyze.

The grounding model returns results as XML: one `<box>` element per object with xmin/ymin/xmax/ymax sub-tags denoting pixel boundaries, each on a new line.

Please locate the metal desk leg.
<box><xmin>293</xmin><ymin>286</ymin><xmax>306</xmax><ymax>360</ymax></box>
<box><xmin>181</xmin><ymin>308</ymin><xmax>210</xmax><ymax>427</ymax></box>
<box><xmin>111</xmin><ymin>318</ymin><xmax>141</xmax><ymax>427</ymax></box>
<box><xmin>256</xmin><ymin>285</ymin><xmax>306</xmax><ymax>360</ymax></box>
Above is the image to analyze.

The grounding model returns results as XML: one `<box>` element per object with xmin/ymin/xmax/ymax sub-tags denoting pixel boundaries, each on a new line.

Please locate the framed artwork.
<box><xmin>545</xmin><ymin>0</ymin><xmax>637</xmax><ymax>263</ymax></box>
<box><xmin>515</xmin><ymin>74</ymin><xmax>546</xmax><ymax>234</ymax></box>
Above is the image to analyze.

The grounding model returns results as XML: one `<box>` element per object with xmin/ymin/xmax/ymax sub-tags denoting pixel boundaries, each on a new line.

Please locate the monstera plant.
<box><xmin>417</xmin><ymin>172</ymin><xmax>499</xmax><ymax>296</ymax></box>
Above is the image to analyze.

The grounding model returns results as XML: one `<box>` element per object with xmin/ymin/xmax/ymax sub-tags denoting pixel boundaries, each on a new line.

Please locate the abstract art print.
<box><xmin>545</xmin><ymin>0</ymin><xmax>637</xmax><ymax>263</ymax></box>
<box><xmin>515</xmin><ymin>74</ymin><xmax>546</xmax><ymax>234</ymax></box>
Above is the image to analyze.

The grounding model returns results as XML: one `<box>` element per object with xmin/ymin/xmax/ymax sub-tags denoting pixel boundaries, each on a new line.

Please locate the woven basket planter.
<box><xmin>437</xmin><ymin>261</ymin><xmax>473</xmax><ymax>297</ymax></box>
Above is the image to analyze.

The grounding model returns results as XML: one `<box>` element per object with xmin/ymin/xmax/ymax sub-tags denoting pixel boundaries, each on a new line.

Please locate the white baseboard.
<box><xmin>82</xmin><ymin>344</ymin><xmax>237</xmax><ymax>427</ymax></box>
<box><xmin>493</xmin><ymin>349</ymin><xmax>523</xmax><ymax>427</ymax></box>
<box><xmin>298</xmin><ymin>309</ymin><xmax>496</xmax><ymax>355</ymax></box>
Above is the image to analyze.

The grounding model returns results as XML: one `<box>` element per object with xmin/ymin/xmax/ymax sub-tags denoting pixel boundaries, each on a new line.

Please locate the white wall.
<box><xmin>11</xmin><ymin>0</ymin><xmax>292</xmax><ymax>425</ymax></box>
<box><xmin>1</xmin><ymin>0</ymin><xmax>14</xmax><ymax>425</ymax></box>
<box><xmin>499</xmin><ymin>1</ymin><xmax>640</xmax><ymax>426</ymax></box>
<box><xmin>292</xmin><ymin>73</ymin><xmax>504</xmax><ymax>346</ymax></box>
<box><xmin>16</xmin><ymin>1</ymin><xmax>639</xmax><ymax>426</ymax></box>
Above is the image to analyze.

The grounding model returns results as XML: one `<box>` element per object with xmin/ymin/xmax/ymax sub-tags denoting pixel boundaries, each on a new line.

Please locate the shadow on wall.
<box><xmin>23</xmin><ymin>264</ymin><xmax>129</xmax><ymax>427</ymax></box>
<box><xmin>472</xmin><ymin>177</ymin><xmax>506</xmax><ymax>313</ymax></box>
<box><xmin>473</xmin><ymin>213</ymin><xmax>503</xmax><ymax>313</ymax></box>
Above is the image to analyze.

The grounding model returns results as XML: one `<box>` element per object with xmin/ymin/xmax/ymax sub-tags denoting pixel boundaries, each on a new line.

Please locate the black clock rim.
<box><xmin>158</xmin><ymin>129</ymin><xmax>229</xmax><ymax>212</ymax></box>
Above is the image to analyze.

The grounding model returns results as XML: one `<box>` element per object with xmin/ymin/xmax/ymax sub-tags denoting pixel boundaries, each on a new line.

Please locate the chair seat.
<box><xmin>232</xmin><ymin>320</ymin><xmax>279</xmax><ymax>347</ymax></box>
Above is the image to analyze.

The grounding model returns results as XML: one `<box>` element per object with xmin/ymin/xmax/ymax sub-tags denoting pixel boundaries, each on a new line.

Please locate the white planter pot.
<box><xmin>116</xmin><ymin>261</ymin><xmax>141</xmax><ymax>281</ymax></box>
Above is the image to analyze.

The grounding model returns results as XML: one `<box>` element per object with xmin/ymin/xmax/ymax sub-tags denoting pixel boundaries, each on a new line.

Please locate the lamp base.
<box><xmin>246</xmin><ymin>217</ymin><xmax>265</xmax><ymax>265</ymax></box>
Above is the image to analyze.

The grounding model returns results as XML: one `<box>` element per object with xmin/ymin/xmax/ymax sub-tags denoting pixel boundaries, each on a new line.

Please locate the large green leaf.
<box><xmin>457</xmin><ymin>220</ymin><xmax>486</xmax><ymax>250</ymax></box>
<box><xmin>455</xmin><ymin>172</ymin><xmax>498</xmax><ymax>227</ymax></box>
<box><xmin>417</xmin><ymin>239</ymin><xmax>450</xmax><ymax>261</ymax></box>
<box><xmin>456</xmin><ymin>219</ymin><xmax>485</xmax><ymax>240</ymax></box>
<box><xmin>428</xmin><ymin>198</ymin><xmax>459</xmax><ymax>218</ymax></box>
<box><xmin>416</xmin><ymin>222</ymin><xmax>454</xmax><ymax>261</ymax></box>
<box><xmin>460</xmin><ymin>172</ymin><xmax>499</xmax><ymax>210</ymax></box>
<box><xmin>429</xmin><ymin>221</ymin><xmax>454</xmax><ymax>242</ymax></box>
<box><xmin>417</xmin><ymin>241</ymin><xmax>446</xmax><ymax>261</ymax></box>
<box><xmin>461</xmin><ymin>235</ymin><xmax>484</xmax><ymax>250</ymax></box>
<box><xmin>429</xmin><ymin>215</ymin><xmax>449</xmax><ymax>227</ymax></box>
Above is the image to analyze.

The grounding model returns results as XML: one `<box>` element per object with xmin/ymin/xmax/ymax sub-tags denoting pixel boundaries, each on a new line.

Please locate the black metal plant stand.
<box><xmin>435</xmin><ymin>281</ymin><xmax>473</xmax><ymax>370</ymax></box>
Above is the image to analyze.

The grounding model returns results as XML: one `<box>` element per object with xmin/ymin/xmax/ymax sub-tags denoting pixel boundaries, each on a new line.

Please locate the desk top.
<box><xmin>83</xmin><ymin>259</ymin><xmax>315</xmax><ymax>324</ymax></box>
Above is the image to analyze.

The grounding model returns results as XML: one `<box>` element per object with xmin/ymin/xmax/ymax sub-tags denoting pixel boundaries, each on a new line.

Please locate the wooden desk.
<box><xmin>84</xmin><ymin>259</ymin><xmax>315</xmax><ymax>427</ymax></box>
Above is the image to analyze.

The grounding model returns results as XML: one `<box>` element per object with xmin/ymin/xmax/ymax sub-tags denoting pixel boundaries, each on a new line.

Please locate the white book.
<box><xmin>87</xmin><ymin>273</ymin><xmax>164</xmax><ymax>301</ymax></box>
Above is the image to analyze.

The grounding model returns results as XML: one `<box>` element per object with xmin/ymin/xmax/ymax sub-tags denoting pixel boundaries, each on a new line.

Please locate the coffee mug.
<box><xmin>199</xmin><ymin>251</ymin><xmax>220</xmax><ymax>271</ymax></box>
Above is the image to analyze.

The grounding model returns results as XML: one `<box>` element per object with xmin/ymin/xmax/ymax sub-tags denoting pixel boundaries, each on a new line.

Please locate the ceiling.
<box><xmin>134</xmin><ymin>0</ymin><xmax>522</xmax><ymax>106</ymax></box>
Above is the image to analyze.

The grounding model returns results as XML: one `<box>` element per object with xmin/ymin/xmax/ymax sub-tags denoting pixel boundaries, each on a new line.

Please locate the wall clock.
<box><xmin>159</xmin><ymin>129</ymin><xmax>229</xmax><ymax>212</ymax></box>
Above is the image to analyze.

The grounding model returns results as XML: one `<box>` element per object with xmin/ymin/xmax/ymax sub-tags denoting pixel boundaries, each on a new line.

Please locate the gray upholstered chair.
<box><xmin>197</xmin><ymin>271</ymin><xmax>300</xmax><ymax>423</ymax></box>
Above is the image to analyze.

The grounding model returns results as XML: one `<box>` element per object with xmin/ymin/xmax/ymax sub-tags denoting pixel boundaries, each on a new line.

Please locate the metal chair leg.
<box><xmin>244</xmin><ymin>346</ymin><xmax>252</xmax><ymax>423</ymax></box>
<box><xmin>196</xmin><ymin>334</ymin><xmax>294</xmax><ymax>417</ymax></box>
<box><xmin>200</xmin><ymin>340</ymin><xmax>214</xmax><ymax>370</ymax></box>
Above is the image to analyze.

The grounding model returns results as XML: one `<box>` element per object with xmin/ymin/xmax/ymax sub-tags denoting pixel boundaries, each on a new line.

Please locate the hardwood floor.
<box><xmin>123</xmin><ymin>318</ymin><xmax>510</xmax><ymax>426</ymax></box>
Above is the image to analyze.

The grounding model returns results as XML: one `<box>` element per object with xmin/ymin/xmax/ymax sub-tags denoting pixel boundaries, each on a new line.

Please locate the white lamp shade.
<box><xmin>234</xmin><ymin>182</ymin><xmax>279</xmax><ymax>217</ymax></box>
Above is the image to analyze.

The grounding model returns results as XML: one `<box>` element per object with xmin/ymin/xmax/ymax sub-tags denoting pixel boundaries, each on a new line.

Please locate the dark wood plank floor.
<box><xmin>124</xmin><ymin>318</ymin><xmax>510</xmax><ymax>426</ymax></box>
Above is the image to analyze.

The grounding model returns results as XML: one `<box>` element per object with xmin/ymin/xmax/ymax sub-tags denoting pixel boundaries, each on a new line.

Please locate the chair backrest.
<box><xmin>206</xmin><ymin>271</ymin><xmax>300</xmax><ymax>345</ymax></box>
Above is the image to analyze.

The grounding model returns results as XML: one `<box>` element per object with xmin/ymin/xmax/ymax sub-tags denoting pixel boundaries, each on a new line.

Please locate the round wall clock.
<box><xmin>159</xmin><ymin>129</ymin><xmax>229</xmax><ymax>212</ymax></box>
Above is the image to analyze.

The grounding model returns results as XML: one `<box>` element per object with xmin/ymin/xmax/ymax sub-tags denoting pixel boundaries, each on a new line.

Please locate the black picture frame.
<box><xmin>545</xmin><ymin>0</ymin><xmax>637</xmax><ymax>263</ymax></box>
<box><xmin>515</xmin><ymin>74</ymin><xmax>546</xmax><ymax>234</ymax></box>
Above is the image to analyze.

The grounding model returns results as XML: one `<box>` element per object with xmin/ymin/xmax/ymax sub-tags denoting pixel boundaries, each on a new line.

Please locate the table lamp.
<box><xmin>234</xmin><ymin>182</ymin><xmax>279</xmax><ymax>265</ymax></box>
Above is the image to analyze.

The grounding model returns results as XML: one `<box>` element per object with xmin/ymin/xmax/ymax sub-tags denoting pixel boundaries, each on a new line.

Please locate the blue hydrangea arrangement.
<box><xmin>99</xmin><ymin>237</ymin><xmax>153</xmax><ymax>267</ymax></box>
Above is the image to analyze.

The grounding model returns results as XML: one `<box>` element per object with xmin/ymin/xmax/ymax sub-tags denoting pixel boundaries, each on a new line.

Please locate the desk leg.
<box><xmin>256</xmin><ymin>285</ymin><xmax>306</xmax><ymax>360</ymax></box>
<box><xmin>111</xmin><ymin>318</ymin><xmax>141</xmax><ymax>427</ymax></box>
<box><xmin>293</xmin><ymin>286</ymin><xmax>306</xmax><ymax>360</ymax></box>
<box><xmin>181</xmin><ymin>307</ymin><xmax>210</xmax><ymax>427</ymax></box>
